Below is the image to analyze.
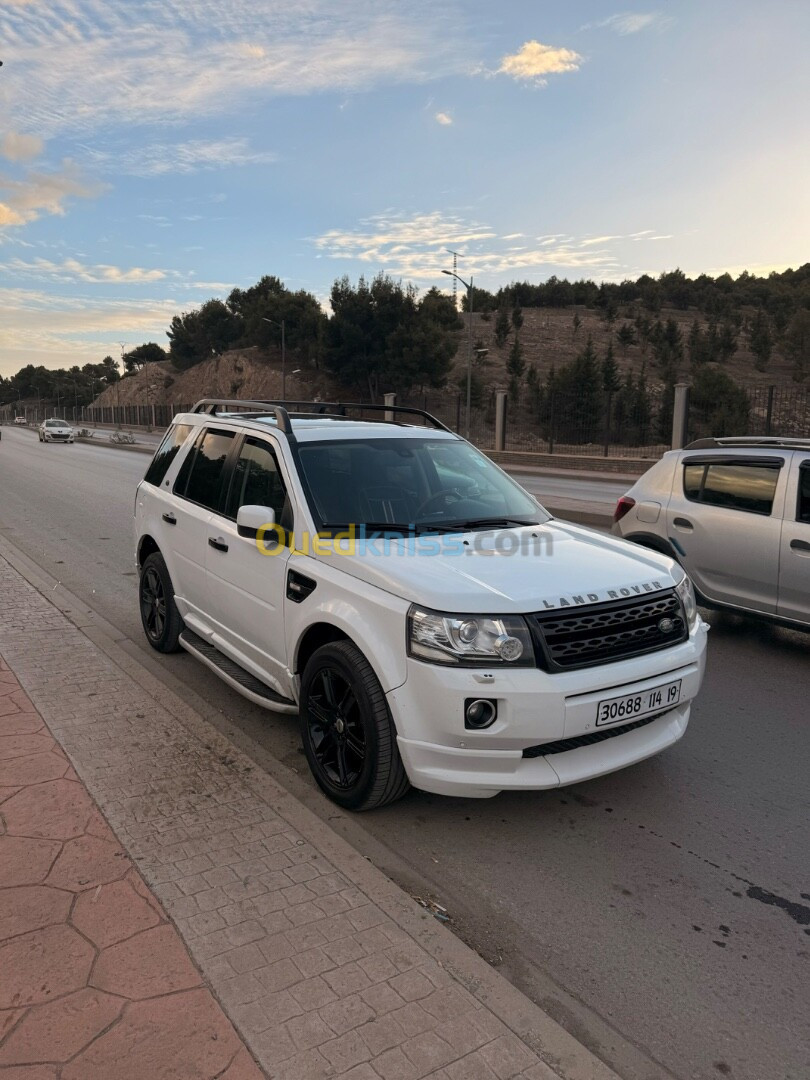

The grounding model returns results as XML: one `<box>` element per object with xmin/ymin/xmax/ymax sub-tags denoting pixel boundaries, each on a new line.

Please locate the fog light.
<box><xmin>465</xmin><ymin>698</ymin><xmax>497</xmax><ymax>730</ymax></box>
<box><xmin>494</xmin><ymin>634</ymin><xmax>523</xmax><ymax>662</ymax></box>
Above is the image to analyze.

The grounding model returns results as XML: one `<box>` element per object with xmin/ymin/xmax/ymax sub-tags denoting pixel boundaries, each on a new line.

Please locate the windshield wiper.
<box><xmin>439</xmin><ymin>517</ymin><xmax>540</xmax><ymax>531</ymax></box>
<box><xmin>320</xmin><ymin>521</ymin><xmax>432</xmax><ymax>536</ymax></box>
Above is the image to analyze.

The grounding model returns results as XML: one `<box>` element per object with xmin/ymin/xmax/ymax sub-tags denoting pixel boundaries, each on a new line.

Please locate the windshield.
<box><xmin>46</xmin><ymin>420</ymin><xmax>67</xmax><ymax>427</ymax></box>
<box><xmin>297</xmin><ymin>437</ymin><xmax>548</xmax><ymax>533</ymax></box>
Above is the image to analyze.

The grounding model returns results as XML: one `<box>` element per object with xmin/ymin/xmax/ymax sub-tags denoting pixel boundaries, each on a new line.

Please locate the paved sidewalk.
<box><xmin>0</xmin><ymin>658</ymin><xmax>262</xmax><ymax>1078</ymax></box>
<box><xmin>0</xmin><ymin>549</ymin><xmax>617</xmax><ymax>1080</ymax></box>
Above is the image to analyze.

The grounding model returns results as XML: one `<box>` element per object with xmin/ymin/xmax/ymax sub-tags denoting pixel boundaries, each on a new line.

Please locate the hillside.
<box><xmin>460</xmin><ymin>305</ymin><xmax>796</xmax><ymax>390</ymax></box>
<box><xmin>93</xmin><ymin>304</ymin><xmax>798</xmax><ymax>412</ymax></box>
<box><xmin>93</xmin><ymin>347</ymin><xmax>338</xmax><ymax>409</ymax></box>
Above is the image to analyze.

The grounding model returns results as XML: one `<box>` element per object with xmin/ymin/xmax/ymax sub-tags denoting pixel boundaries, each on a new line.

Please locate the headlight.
<box><xmin>675</xmin><ymin>574</ymin><xmax>698</xmax><ymax>632</ymax></box>
<box><xmin>408</xmin><ymin>606</ymin><xmax>535</xmax><ymax>666</ymax></box>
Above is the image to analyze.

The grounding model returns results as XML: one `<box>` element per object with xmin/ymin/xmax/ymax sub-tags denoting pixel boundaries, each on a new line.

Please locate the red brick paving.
<box><xmin>0</xmin><ymin>655</ymin><xmax>265</xmax><ymax>1079</ymax></box>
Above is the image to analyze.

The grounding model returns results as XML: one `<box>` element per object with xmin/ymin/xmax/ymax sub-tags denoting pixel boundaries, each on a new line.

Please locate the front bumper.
<box><xmin>387</xmin><ymin>618</ymin><xmax>708</xmax><ymax>798</ymax></box>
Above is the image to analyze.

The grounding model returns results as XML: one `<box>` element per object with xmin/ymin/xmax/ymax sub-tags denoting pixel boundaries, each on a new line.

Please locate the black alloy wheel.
<box><xmin>138</xmin><ymin>552</ymin><xmax>183</xmax><ymax>653</ymax></box>
<box><xmin>307</xmin><ymin>665</ymin><xmax>366</xmax><ymax>790</ymax></box>
<box><xmin>300</xmin><ymin>641</ymin><xmax>410</xmax><ymax>811</ymax></box>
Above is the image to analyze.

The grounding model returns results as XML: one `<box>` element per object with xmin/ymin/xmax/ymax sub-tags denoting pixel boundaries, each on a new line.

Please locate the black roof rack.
<box><xmin>191</xmin><ymin>399</ymin><xmax>294</xmax><ymax>434</ymax></box>
<box><xmin>685</xmin><ymin>436</ymin><xmax>810</xmax><ymax>450</ymax></box>
<box><xmin>190</xmin><ymin>398</ymin><xmax>452</xmax><ymax>434</ymax></box>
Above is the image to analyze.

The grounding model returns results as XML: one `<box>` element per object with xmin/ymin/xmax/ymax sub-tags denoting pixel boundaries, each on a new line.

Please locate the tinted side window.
<box><xmin>798</xmin><ymin>464</ymin><xmax>810</xmax><ymax>523</ymax></box>
<box><xmin>226</xmin><ymin>438</ymin><xmax>288</xmax><ymax>522</ymax></box>
<box><xmin>181</xmin><ymin>430</ymin><xmax>235</xmax><ymax>511</ymax></box>
<box><xmin>143</xmin><ymin>424</ymin><xmax>192</xmax><ymax>487</ymax></box>
<box><xmin>684</xmin><ymin>463</ymin><xmax>780</xmax><ymax>516</ymax></box>
<box><xmin>683</xmin><ymin>464</ymin><xmax>704</xmax><ymax>501</ymax></box>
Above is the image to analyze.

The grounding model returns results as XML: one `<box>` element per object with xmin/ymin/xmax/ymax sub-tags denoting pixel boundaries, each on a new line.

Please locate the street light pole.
<box><xmin>442</xmin><ymin>269</ymin><xmax>474</xmax><ymax>439</ymax></box>
<box><xmin>262</xmin><ymin>318</ymin><xmax>287</xmax><ymax>399</ymax></box>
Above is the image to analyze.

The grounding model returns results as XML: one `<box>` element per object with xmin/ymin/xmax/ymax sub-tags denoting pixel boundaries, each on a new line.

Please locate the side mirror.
<box><xmin>236</xmin><ymin>505</ymin><xmax>276</xmax><ymax>541</ymax></box>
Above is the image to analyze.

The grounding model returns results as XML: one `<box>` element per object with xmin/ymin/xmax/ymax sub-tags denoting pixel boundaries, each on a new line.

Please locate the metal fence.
<box><xmin>0</xmin><ymin>403</ymin><xmax>194</xmax><ymax>430</ymax></box>
<box><xmin>401</xmin><ymin>383</ymin><xmax>810</xmax><ymax>458</ymax></box>
<box><xmin>3</xmin><ymin>383</ymin><xmax>809</xmax><ymax>457</ymax></box>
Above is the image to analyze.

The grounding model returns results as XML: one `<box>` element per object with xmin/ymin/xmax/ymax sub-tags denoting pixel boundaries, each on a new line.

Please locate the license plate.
<box><xmin>595</xmin><ymin>679</ymin><xmax>682</xmax><ymax>727</ymax></box>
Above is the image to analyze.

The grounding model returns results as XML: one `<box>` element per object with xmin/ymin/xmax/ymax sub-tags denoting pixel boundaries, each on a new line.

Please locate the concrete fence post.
<box><xmin>494</xmin><ymin>391</ymin><xmax>507</xmax><ymax>452</ymax></box>
<box><xmin>383</xmin><ymin>392</ymin><xmax>397</xmax><ymax>422</ymax></box>
<box><xmin>671</xmin><ymin>382</ymin><xmax>690</xmax><ymax>450</ymax></box>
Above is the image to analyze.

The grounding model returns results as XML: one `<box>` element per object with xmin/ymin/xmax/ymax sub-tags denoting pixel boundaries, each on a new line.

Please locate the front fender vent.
<box><xmin>287</xmin><ymin>570</ymin><xmax>316</xmax><ymax>603</ymax></box>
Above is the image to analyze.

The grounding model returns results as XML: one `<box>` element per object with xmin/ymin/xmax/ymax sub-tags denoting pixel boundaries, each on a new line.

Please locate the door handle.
<box><xmin>672</xmin><ymin>517</ymin><xmax>693</xmax><ymax>530</ymax></box>
<box><xmin>162</xmin><ymin>513</ymin><xmax>177</xmax><ymax>525</ymax></box>
<box><xmin>208</xmin><ymin>537</ymin><xmax>229</xmax><ymax>553</ymax></box>
<box><xmin>790</xmin><ymin>538</ymin><xmax>810</xmax><ymax>553</ymax></box>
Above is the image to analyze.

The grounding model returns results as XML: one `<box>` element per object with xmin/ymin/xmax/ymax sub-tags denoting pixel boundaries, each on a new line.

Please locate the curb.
<box><xmin>76</xmin><ymin>435</ymin><xmax>154</xmax><ymax>454</ymax></box>
<box><xmin>0</xmin><ymin>532</ymin><xmax>620</xmax><ymax>1080</ymax></box>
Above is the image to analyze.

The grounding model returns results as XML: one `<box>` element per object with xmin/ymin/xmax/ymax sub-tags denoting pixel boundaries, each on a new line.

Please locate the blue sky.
<box><xmin>1</xmin><ymin>0</ymin><xmax>808</xmax><ymax>376</ymax></box>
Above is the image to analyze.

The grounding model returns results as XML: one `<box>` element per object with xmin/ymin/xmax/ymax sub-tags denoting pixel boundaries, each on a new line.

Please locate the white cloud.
<box><xmin>88</xmin><ymin>138</ymin><xmax>276</xmax><ymax>178</ymax></box>
<box><xmin>0</xmin><ymin>162</ymin><xmax>104</xmax><ymax>229</ymax></box>
<box><xmin>497</xmin><ymin>41</ymin><xmax>583</xmax><ymax>86</ymax></box>
<box><xmin>3</xmin><ymin>257</ymin><xmax>169</xmax><ymax>284</ymax></box>
<box><xmin>0</xmin><ymin>132</ymin><xmax>44</xmax><ymax>162</ymax></box>
<box><xmin>580</xmin><ymin>234</ymin><xmax>622</xmax><ymax>246</ymax></box>
<box><xmin>435</xmin><ymin>112</ymin><xmax>453</xmax><ymax>126</ymax></box>
<box><xmin>1</xmin><ymin>1</ymin><xmax>471</xmax><ymax>137</ymax></box>
<box><xmin>313</xmin><ymin>211</ymin><xmax>497</xmax><ymax>267</ymax></box>
<box><xmin>311</xmin><ymin>211</ymin><xmax>639</xmax><ymax>281</ymax></box>
<box><xmin>0</xmin><ymin>287</ymin><xmax>181</xmax><ymax>373</ymax></box>
<box><xmin>585</xmin><ymin>12</ymin><xmax>673</xmax><ymax>35</ymax></box>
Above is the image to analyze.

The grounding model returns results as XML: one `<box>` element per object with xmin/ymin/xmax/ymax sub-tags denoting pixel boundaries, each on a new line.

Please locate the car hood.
<box><xmin>318</xmin><ymin>520</ymin><xmax>681</xmax><ymax>613</ymax></box>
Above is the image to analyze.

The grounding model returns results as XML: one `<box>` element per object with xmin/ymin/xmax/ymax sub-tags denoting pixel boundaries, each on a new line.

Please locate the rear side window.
<box><xmin>683</xmin><ymin>462</ymin><xmax>780</xmax><ymax>516</ymax></box>
<box><xmin>225</xmin><ymin>437</ymin><xmax>288</xmax><ymax>522</ymax></box>
<box><xmin>798</xmin><ymin>464</ymin><xmax>810</xmax><ymax>523</ymax></box>
<box><xmin>177</xmin><ymin>429</ymin><xmax>235</xmax><ymax>510</ymax></box>
<box><xmin>143</xmin><ymin>424</ymin><xmax>192</xmax><ymax>487</ymax></box>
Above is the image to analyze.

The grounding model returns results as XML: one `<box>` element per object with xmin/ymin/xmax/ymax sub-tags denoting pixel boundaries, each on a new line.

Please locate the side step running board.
<box><xmin>179</xmin><ymin>630</ymin><xmax>297</xmax><ymax>714</ymax></box>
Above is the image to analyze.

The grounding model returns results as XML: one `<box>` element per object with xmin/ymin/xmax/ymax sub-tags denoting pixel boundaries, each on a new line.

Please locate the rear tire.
<box><xmin>300</xmin><ymin>641</ymin><xmax>410</xmax><ymax>811</ymax></box>
<box><xmin>139</xmin><ymin>552</ymin><xmax>184</xmax><ymax>653</ymax></box>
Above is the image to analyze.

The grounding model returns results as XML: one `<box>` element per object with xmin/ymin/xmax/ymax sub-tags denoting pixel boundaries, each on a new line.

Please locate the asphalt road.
<box><xmin>1</xmin><ymin>424</ymin><xmax>808</xmax><ymax>1080</ymax></box>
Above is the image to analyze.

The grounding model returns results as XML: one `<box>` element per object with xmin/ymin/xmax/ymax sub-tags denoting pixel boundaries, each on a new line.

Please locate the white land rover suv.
<box><xmin>134</xmin><ymin>400</ymin><xmax>708</xmax><ymax>810</ymax></box>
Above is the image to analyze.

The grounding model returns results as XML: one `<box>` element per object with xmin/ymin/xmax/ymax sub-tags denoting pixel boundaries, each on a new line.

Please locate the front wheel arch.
<box><xmin>625</xmin><ymin>531</ymin><xmax>680</xmax><ymax>561</ymax></box>
<box><xmin>299</xmin><ymin>639</ymin><xmax>410</xmax><ymax>811</ymax></box>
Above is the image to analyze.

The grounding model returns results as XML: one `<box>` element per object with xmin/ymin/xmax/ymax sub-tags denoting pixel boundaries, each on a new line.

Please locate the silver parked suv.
<box><xmin>613</xmin><ymin>437</ymin><xmax>810</xmax><ymax>629</ymax></box>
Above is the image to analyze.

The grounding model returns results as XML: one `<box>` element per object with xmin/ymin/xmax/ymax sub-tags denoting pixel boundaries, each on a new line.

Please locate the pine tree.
<box><xmin>616</xmin><ymin>322</ymin><xmax>636</xmax><ymax>358</ymax></box>
<box><xmin>511</xmin><ymin>303</ymin><xmax>524</xmax><ymax>331</ymax></box>
<box><xmin>507</xmin><ymin>338</ymin><xmax>525</xmax><ymax>401</ymax></box>
<box><xmin>688</xmin><ymin>319</ymin><xmax>704</xmax><ymax>368</ymax></box>
<box><xmin>494</xmin><ymin>309</ymin><xmax>511</xmax><ymax>347</ymax></box>
<box><xmin>550</xmin><ymin>336</ymin><xmax>602</xmax><ymax>441</ymax></box>
<box><xmin>749</xmin><ymin>309</ymin><xmax>773</xmax><ymax>371</ymax></box>
<box><xmin>506</xmin><ymin>337</ymin><xmax>526</xmax><ymax>380</ymax></box>
<box><xmin>572</xmin><ymin>312</ymin><xmax>582</xmax><ymax>338</ymax></box>
<box><xmin>526</xmin><ymin>364</ymin><xmax>541</xmax><ymax>414</ymax></box>
<box><xmin>718</xmin><ymin>319</ymin><xmax>738</xmax><ymax>363</ymax></box>
<box><xmin>601</xmin><ymin>339</ymin><xmax>620</xmax><ymax>392</ymax></box>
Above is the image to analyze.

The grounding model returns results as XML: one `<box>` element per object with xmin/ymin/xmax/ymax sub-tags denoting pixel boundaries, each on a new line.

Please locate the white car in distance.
<box><xmin>39</xmin><ymin>418</ymin><xmax>75</xmax><ymax>443</ymax></box>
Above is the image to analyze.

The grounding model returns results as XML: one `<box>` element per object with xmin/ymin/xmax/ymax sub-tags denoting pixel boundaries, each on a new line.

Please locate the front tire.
<box><xmin>139</xmin><ymin>552</ymin><xmax>183</xmax><ymax>653</ymax></box>
<box><xmin>300</xmin><ymin>641</ymin><xmax>410</xmax><ymax>811</ymax></box>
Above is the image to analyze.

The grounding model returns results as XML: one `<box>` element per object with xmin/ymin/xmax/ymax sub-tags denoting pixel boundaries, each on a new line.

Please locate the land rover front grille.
<box><xmin>530</xmin><ymin>590</ymin><xmax>687</xmax><ymax>672</ymax></box>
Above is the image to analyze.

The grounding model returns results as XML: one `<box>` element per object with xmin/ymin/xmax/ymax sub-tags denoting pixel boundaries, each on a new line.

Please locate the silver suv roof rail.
<box><xmin>191</xmin><ymin>398</ymin><xmax>451</xmax><ymax>433</ymax></box>
<box><xmin>685</xmin><ymin>436</ymin><xmax>810</xmax><ymax>450</ymax></box>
